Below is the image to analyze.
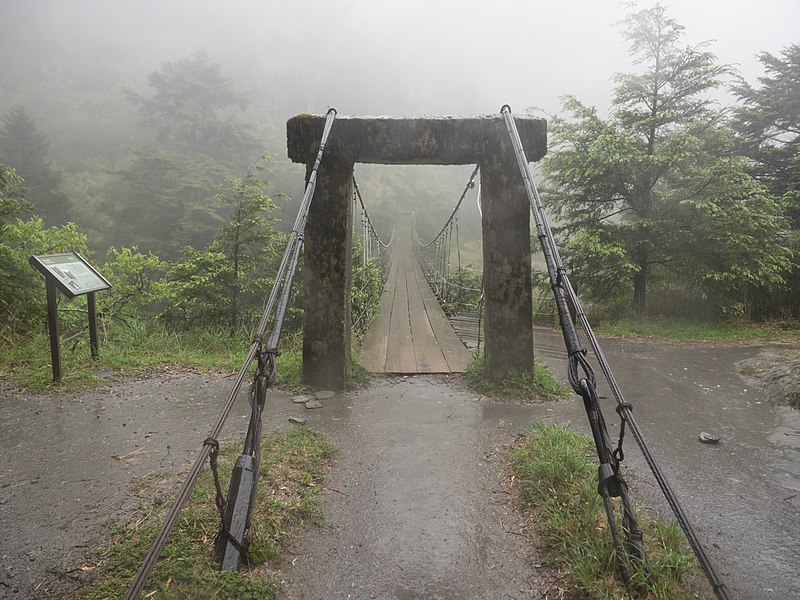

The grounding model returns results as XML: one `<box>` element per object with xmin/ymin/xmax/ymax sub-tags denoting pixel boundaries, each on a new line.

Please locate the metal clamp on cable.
<box><xmin>598</xmin><ymin>462</ymin><xmax>624</xmax><ymax>498</ymax></box>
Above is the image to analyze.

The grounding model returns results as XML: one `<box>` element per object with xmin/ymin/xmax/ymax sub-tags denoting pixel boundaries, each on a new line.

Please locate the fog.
<box><xmin>0</xmin><ymin>0</ymin><xmax>797</xmax><ymax>253</ymax></box>
<box><xmin>3</xmin><ymin>0</ymin><xmax>797</xmax><ymax>120</ymax></box>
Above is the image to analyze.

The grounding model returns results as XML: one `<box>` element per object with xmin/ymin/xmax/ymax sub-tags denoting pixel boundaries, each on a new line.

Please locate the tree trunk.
<box><xmin>633</xmin><ymin>252</ymin><xmax>648</xmax><ymax>315</ymax></box>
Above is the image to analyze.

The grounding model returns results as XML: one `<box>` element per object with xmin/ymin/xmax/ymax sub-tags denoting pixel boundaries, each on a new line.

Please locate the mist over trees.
<box><xmin>0</xmin><ymin>1</ymin><xmax>797</xmax><ymax>334</ymax></box>
<box><xmin>112</xmin><ymin>50</ymin><xmax>261</xmax><ymax>255</ymax></box>
<box><xmin>542</xmin><ymin>5</ymin><xmax>793</xmax><ymax>318</ymax></box>
<box><xmin>0</xmin><ymin>106</ymin><xmax>72</xmax><ymax>224</ymax></box>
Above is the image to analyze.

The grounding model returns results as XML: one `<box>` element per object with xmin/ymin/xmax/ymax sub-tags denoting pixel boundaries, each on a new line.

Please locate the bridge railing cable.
<box><xmin>124</xmin><ymin>108</ymin><xmax>338</xmax><ymax>600</ymax></box>
<box><xmin>500</xmin><ymin>105</ymin><xmax>730</xmax><ymax>599</ymax></box>
<box><xmin>350</xmin><ymin>177</ymin><xmax>393</xmax><ymax>340</ymax></box>
<box><xmin>414</xmin><ymin>166</ymin><xmax>481</xmax><ymax>313</ymax></box>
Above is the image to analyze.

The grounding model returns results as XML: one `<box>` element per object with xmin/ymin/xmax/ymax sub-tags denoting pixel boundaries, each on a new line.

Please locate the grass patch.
<box><xmin>512</xmin><ymin>422</ymin><xmax>700</xmax><ymax>599</ymax></box>
<box><xmin>0</xmin><ymin>322</ymin><xmax>368</xmax><ymax>393</ymax></box>
<box><xmin>72</xmin><ymin>426</ymin><xmax>335</xmax><ymax>599</ymax></box>
<box><xmin>596</xmin><ymin>316</ymin><xmax>800</xmax><ymax>344</ymax></box>
<box><xmin>346</xmin><ymin>349</ymin><xmax>372</xmax><ymax>389</ymax></box>
<box><xmin>464</xmin><ymin>352</ymin><xmax>570</xmax><ymax>402</ymax></box>
<box><xmin>0</xmin><ymin>322</ymin><xmax>251</xmax><ymax>392</ymax></box>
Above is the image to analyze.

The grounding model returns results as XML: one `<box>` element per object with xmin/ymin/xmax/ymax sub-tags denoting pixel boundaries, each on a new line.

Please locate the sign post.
<box><xmin>29</xmin><ymin>252</ymin><xmax>111</xmax><ymax>381</ymax></box>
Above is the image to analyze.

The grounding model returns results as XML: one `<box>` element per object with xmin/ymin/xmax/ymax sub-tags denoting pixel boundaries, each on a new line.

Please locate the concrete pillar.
<box><xmin>302</xmin><ymin>155</ymin><xmax>354</xmax><ymax>390</ymax></box>
<box><xmin>480</xmin><ymin>125</ymin><xmax>534</xmax><ymax>381</ymax></box>
<box><xmin>288</xmin><ymin>113</ymin><xmax>545</xmax><ymax>385</ymax></box>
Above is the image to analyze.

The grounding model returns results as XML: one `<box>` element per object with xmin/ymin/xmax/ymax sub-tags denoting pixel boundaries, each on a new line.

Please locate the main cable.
<box><xmin>500</xmin><ymin>105</ymin><xmax>730</xmax><ymax>600</ymax></box>
<box><xmin>124</xmin><ymin>108</ymin><xmax>337</xmax><ymax>599</ymax></box>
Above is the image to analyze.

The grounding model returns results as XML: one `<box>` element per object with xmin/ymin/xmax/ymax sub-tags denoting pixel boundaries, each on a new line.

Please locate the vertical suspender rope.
<box><xmin>416</xmin><ymin>165</ymin><xmax>479</xmax><ymax>299</ymax></box>
<box><xmin>124</xmin><ymin>108</ymin><xmax>337</xmax><ymax>600</ymax></box>
<box><xmin>499</xmin><ymin>105</ymin><xmax>729</xmax><ymax>600</ymax></box>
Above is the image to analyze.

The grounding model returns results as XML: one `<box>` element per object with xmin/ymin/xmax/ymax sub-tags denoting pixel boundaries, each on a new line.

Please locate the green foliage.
<box><xmin>464</xmin><ymin>352</ymin><xmax>569</xmax><ymax>402</ymax></box>
<box><xmin>732</xmin><ymin>44</ymin><xmax>800</xmax><ymax>318</ymax></box>
<box><xmin>0</xmin><ymin>105</ymin><xmax>72</xmax><ymax>224</ymax></box>
<box><xmin>439</xmin><ymin>266</ymin><xmax>482</xmax><ymax>317</ymax></box>
<box><xmin>112</xmin><ymin>51</ymin><xmax>261</xmax><ymax>254</ymax></box>
<box><xmin>160</xmin><ymin>244</ymin><xmax>234</xmax><ymax>326</ymax></box>
<box><xmin>74</xmin><ymin>428</ymin><xmax>334</xmax><ymax>599</ymax></box>
<box><xmin>159</xmin><ymin>159</ymin><xmax>289</xmax><ymax>330</ymax></box>
<box><xmin>99</xmin><ymin>246</ymin><xmax>166</xmax><ymax>321</ymax></box>
<box><xmin>124</xmin><ymin>50</ymin><xmax>255</xmax><ymax>160</ymax></box>
<box><xmin>0</xmin><ymin>216</ymin><xmax>90</xmax><ymax>331</ymax></box>
<box><xmin>214</xmin><ymin>159</ymin><xmax>287</xmax><ymax>329</ymax></box>
<box><xmin>542</xmin><ymin>5</ymin><xmax>790</xmax><ymax>318</ymax></box>
<box><xmin>512</xmin><ymin>423</ymin><xmax>700</xmax><ymax>598</ymax></box>
<box><xmin>351</xmin><ymin>238</ymin><xmax>385</xmax><ymax>339</ymax></box>
<box><xmin>0</xmin><ymin>164</ymin><xmax>29</xmax><ymax>221</ymax></box>
<box><xmin>0</xmin><ymin>321</ymin><xmax>250</xmax><ymax>392</ymax></box>
<box><xmin>595</xmin><ymin>315</ymin><xmax>800</xmax><ymax>344</ymax></box>
<box><xmin>732</xmin><ymin>44</ymin><xmax>800</xmax><ymax>226</ymax></box>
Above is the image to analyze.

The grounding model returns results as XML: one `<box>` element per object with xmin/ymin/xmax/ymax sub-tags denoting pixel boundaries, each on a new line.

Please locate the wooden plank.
<box><xmin>406</xmin><ymin>251</ymin><xmax>450</xmax><ymax>373</ymax></box>
<box><xmin>358</xmin><ymin>267</ymin><xmax>395</xmax><ymax>372</ymax></box>
<box><xmin>383</xmin><ymin>249</ymin><xmax>417</xmax><ymax>373</ymax></box>
<box><xmin>411</xmin><ymin>258</ymin><xmax>472</xmax><ymax>372</ymax></box>
<box><xmin>358</xmin><ymin>227</ymin><xmax>472</xmax><ymax>374</ymax></box>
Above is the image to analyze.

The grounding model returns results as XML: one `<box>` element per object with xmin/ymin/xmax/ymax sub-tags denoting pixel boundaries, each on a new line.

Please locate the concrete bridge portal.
<box><xmin>287</xmin><ymin>114</ymin><xmax>547</xmax><ymax>389</ymax></box>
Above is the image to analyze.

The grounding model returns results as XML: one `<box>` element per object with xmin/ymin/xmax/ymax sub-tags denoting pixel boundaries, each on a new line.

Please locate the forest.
<box><xmin>0</xmin><ymin>3</ymin><xmax>798</xmax><ymax>373</ymax></box>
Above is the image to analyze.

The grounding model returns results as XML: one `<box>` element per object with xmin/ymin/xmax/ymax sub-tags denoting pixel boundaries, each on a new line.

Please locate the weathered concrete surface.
<box><xmin>302</xmin><ymin>156</ymin><xmax>353</xmax><ymax>390</ymax></box>
<box><xmin>480</xmin><ymin>119</ymin><xmax>534</xmax><ymax>380</ymax></box>
<box><xmin>288</xmin><ymin>113</ymin><xmax>544</xmax><ymax>382</ymax></box>
<box><xmin>287</xmin><ymin>114</ymin><xmax>546</xmax><ymax>166</ymax></box>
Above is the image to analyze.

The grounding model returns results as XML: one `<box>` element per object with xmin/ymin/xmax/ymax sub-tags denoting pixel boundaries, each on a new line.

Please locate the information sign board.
<box><xmin>29</xmin><ymin>252</ymin><xmax>111</xmax><ymax>299</ymax></box>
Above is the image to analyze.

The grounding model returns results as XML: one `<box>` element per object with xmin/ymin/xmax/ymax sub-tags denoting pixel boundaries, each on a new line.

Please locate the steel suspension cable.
<box><xmin>350</xmin><ymin>177</ymin><xmax>394</xmax><ymax>338</ymax></box>
<box><xmin>416</xmin><ymin>166</ymin><xmax>479</xmax><ymax>298</ymax></box>
<box><xmin>124</xmin><ymin>108</ymin><xmax>337</xmax><ymax>600</ymax></box>
<box><xmin>500</xmin><ymin>105</ymin><xmax>730</xmax><ymax>599</ymax></box>
<box><xmin>416</xmin><ymin>165</ymin><xmax>479</xmax><ymax>249</ymax></box>
<box><xmin>353</xmin><ymin>177</ymin><xmax>393</xmax><ymax>250</ymax></box>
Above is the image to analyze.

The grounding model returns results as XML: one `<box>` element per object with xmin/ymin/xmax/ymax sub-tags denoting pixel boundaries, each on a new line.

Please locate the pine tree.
<box><xmin>0</xmin><ymin>105</ymin><xmax>72</xmax><ymax>224</ymax></box>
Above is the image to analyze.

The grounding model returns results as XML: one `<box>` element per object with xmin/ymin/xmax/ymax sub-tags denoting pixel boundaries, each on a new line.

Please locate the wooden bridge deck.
<box><xmin>359</xmin><ymin>241</ymin><xmax>472</xmax><ymax>374</ymax></box>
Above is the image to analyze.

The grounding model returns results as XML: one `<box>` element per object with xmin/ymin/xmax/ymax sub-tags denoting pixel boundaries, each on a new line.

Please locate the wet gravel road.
<box><xmin>1</xmin><ymin>332</ymin><xmax>798</xmax><ymax>599</ymax></box>
<box><xmin>532</xmin><ymin>329</ymin><xmax>800</xmax><ymax>600</ymax></box>
<box><xmin>279</xmin><ymin>376</ymin><xmax>555</xmax><ymax>600</ymax></box>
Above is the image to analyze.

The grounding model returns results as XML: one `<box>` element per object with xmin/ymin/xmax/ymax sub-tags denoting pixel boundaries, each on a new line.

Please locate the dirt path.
<box><xmin>278</xmin><ymin>376</ymin><xmax>556</xmax><ymax>599</ymax></box>
<box><xmin>0</xmin><ymin>370</ymin><xmax>259</xmax><ymax>599</ymax></box>
<box><xmin>0</xmin><ymin>371</ymin><xmax>559</xmax><ymax>600</ymax></box>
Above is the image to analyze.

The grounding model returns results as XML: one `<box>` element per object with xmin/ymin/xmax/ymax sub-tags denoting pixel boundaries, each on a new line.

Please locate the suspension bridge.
<box><xmin>123</xmin><ymin>108</ymin><xmax>732</xmax><ymax>600</ymax></box>
<box><xmin>358</xmin><ymin>219</ymin><xmax>472</xmax><ymax>374</ymax></box>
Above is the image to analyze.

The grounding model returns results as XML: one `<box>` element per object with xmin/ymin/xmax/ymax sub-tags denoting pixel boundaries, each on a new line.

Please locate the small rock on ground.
<box><xmin>305</xmin><ymin>400</ymin><xmax>323</xmax><ymax>409</ymax></box>
<box><xmin>292</xmin><ymin>395</ymin><xmax>314</xmax><ymax>404</ymax></box>
<box><xmin>315</xmin><ymin>390</ymin><xmax>336</xmax><ymax>400</ymax></box>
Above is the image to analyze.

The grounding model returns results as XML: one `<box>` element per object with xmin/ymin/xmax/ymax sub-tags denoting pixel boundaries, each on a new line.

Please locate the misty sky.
<box><xmin>3</xmin><ymin>0</ymin><xmax>798</xmax><ymax>123</ymax></box>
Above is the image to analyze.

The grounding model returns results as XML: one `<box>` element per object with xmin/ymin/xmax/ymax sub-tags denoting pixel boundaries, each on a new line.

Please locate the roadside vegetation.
<box><xmin>71</xmin><ymin>426</ymin><xmax>334</xmax><ymax>599</ymax></box>
<box><xmin>594</xmin><ymin>316</ymin><xmax>800</xmax><ymax>344</ymax></box>
<box><xmin>465</xmin><ymin>351</ymin><xmax>570</xmax><ymax>402</ymax></box>
<box><xmin>512</xmin><ymin>423</ymin><xmax>702</xmax><ymax>599</ymax></box>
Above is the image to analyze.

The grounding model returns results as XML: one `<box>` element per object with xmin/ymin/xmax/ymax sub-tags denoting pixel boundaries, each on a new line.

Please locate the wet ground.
<box><xmin>279</xmin><ymin>377</ymin><xmax>557</xmax><ymax>599</ymax></box>
<box><xmin>1</xmin><ymin>332</ymin><xmax>798</xmax><ymax>599</ymax></box>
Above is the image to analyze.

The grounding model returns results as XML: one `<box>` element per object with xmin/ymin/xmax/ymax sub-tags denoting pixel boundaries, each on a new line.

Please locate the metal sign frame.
<box><xmin>29</xmin><ymin>252</ymin><xmax>111</xmax><ymax>299</ymax></box>
<box><xmin>28</xmin><ymin>252</ymin><xmax>112</xmax><ymax>381</ymax></box>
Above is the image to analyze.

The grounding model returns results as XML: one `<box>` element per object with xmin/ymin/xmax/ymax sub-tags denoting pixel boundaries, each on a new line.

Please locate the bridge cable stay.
<box><xmin>500</xmin><ymin>105</ymin><xmax>730</xmax><ymax>599</ymax></box>
<box><xmin>124</xmin><ymin>108</ymin><xmax>338</xmax><ymax>600</ymax></box>
<box><xmin>351</xmin><ymin>177</ymin><xmax>394</xmax><ymax>339</ymax></box>
<box><xmin>415</xmin><ymin>166</ymin><xmax>483</xmax><ymax>315</ymax></box>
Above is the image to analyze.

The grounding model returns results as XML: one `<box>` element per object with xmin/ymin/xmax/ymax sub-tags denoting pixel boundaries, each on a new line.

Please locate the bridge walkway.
<box><xmin>358</xmin><ymin>233</ymin><xmax>471</xmax><ymax>374</ymax></box>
